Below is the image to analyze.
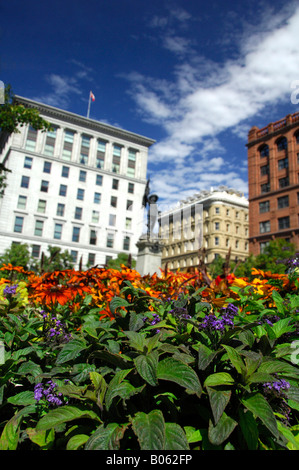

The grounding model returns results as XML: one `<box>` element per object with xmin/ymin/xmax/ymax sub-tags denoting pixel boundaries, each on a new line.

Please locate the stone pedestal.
<box><xmin>136</xmin><ymin>235</ymin><xmax>163</xmax><ymax>276</ymax></box>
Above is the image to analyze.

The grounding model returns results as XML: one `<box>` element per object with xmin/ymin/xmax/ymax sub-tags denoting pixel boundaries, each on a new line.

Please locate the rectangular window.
<box><xmin>279</xmin><ymin>177</ymin><xmax>289</xmax><ymax>188</ymax></box>
<box><xmin>96</xmin><ymin>174</ymin><xmax>103</xmax><ymax>186</ymax></box>
<box><xmin>278</xmin><ymin>216</ymin><xmax>290</xmax><ymax>230</ymax></box>
<box><xmin>259</xmin><ymin>200</ymin><xmax>270</xmax><ymax>213</ymax></box>
<box><xmin>61</xmin><ymin>166</ymin><xmax>70</xmax><ymax>178</ymax></box>
<box><xmin>109</xmin><ymin>214</ymin><xmax>116</xmax><ymax>226</ymax></box>
<box><xmin>70</xmin><ymin>250</ymin><xmax>78</xmax><ymax>263</ymax></box>
<box><xmin>106</xmin><ymin>232</ymin><xmax>114</xmax><ymax>248</ymax></box>
<box><xmin>32</xmin><ymin>245</ymin><xmax>41</xmax><ymax>258</ymax></box>
<box><xmin>37</xmin><ymin>199</ymin><xmax>47</xmax><ymax>213</ymax></box>
<box><xmin>43</xmin><ymin>161</ymin><xmax>52</xmax><ymax>173</ymax></box>
<box><xmin>215</xmin><ymin>236</ymin><xmax>219</xmax><ymax>246</ymax></box>
<box><xmin>40</xmin><ymin>180</ymin><xmax>49</xmax><ymax>192</ymax></box>
<box><xmin>123</xmin><ymin>236</ymin><xmax>130</xmax><ymax>251</ymax></box>
<box><xmin>260</xmin><ymin>164</ymin><xmax>269</xmax><ymax>176</ymax></box>
<box><xmin>215</xmin><ymin>207</ymin><xmax>220</xmax><ymax>214</ymax></box>
<box><xmin>112</xmin><ymin>178</ymin><xmax>119</xmax><ymax>190</ymax></box>
<box><xmin>127</xmin><ymin>149</ymin><xmax>136</xmax><ymax>177</ymax></box>
<box><xmin>80</xmin><ymin>135</ymin><xmax>90</xmax><ymax>165</ymax></box>
<box><xmin>88</xmin><ymin>253</ymin><xmax>96</xmax><ymax>265</ymax></box>
<box><xmin>128</xmin><ymin>183</ymin><xmax>134</xmax><ymax>194</ymax></box>
<box><xmin>92</xmin><ymin>210</ymin><xmax>99</xmax><ymax>223</ymax></box>
<box><xmin>112</xmin><ymin>144</ymin><xmax>121</xmax><ymax>173</ymax></box>
<box><xmin>54</xmin><ymin>223</ymin><xmax>63</xmax><ymax>240</ymax></box>
<box><xmin>17</xmin><ymin>195</ymin><xmax>27</xmax><ymax>210</ymax></box>
<box><xmin>74</xmin><ymin>207</ymin><xmax>82</xmax><ymax>220</ymax></box>
<box><xmin>125</xmin><ymin>217</ymin><xmax>132</xmax><ymax>230</ymax></box>
<box><xmin>21</xmin><ymin>176</ymin><xmax>30</xmax><ymax>188</ymax></box>
<box><xmin>277</xmin><ymin>195</ymin><xmax>289</xmax><ymax>209</ymax></box>
<box><xmin>59</xmin><ymin>184</ymin><xmax>67</xmax><ymax>196</ymax></box>
<box><xmin>77</xmin><ymin>188</ymin><xmax>84</xmax><ymax>200</ymax></box>
<box><xmin>261</xmin><ymin>183</ymin><xmax>270</xmax><ymax>193</ymax></box>
<box><xmin>34</xmin><ymin>220</ymin><xmax>44</xmax><ymax>237</ymax></box>
<box><xmin>260</xmin><ymin>241</ymin><xmax>269</xmax><ymax>254</ymax></box>
<box><xmin>56</xmin><ymin>203</ymin><xmax>65</xmax><ymax>217</ymax></box>
<box><xmin>62</xmin><ymin>130</ymin><xmax>74</xmax><ymax>160</ymax></box>
<box><xmin>111</xmin><ymin>196</ymin><xmax>117</xmax><ymax>207</ymax></box>
<box><xmin>278</xmin><ymin>157</ymin><xmax>288</xmax><ymax>170</ymax></box>
<box><xmin>96</xmin><ymin>140</ymin><xmax>106</xmax><ymax>168</ymax></box>
<box><xmin>259</xmin><ymin>220</ymin><xmax>271</xmax><ymax>233</ymax></box>
<box><xmin>127</xmin><ymin>200</ymin><xmax>133</xmax><ymax>210</ymax></box>
<box><xmin>14</xmin><ymin>216</ymin><xmax>24</xmax><ymax>233</ymax></box>
<box><xmin>89</xmin><ymin>230</ymin><xmax>97</xmax><ymax>245</ymax></box>
<box><xmin>79</xmin><ymin>170</ymin><xmax>86</xmax><ymax>182</ymax></box>
<box><xmin>94</xmin><ymin>192</ymin><xmax>101</xmax><ymax>204</ymax></box>
<box><xmin>44</xmin><ymin>126</ymin><xmax>57</xmax><ymax>156</ymax></box>
<box><xmin>215</xmin><ymin>222</ymin><xmax>220</xmax><ymax>230</ymax></box>
<box><xmin>25</xmin><ymin>126</ymin><xmax>37</xmax><ymax>151</ymax></box>
<box><xmin>72</xmin><ymin>227</ymin><xmax>80</xmax><ymax>242</ymax></box>
<box><xmin>24</xmin><ymin>156</ymin><xmax>33</xmax><ymax>169</ymax></box>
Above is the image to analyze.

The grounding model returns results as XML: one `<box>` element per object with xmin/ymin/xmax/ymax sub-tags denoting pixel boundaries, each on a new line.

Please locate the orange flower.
<box><xmin>32</xmin><ymin>282</ymin><xmax>75</xmax><ymax>306</ymax></box>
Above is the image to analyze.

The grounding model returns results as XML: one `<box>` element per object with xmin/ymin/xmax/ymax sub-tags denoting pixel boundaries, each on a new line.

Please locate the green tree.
<box><xmin>106</xmin><ymin>253</ymin><xmax>136</xmax><ymax>270</ymax></box>
<box><xmin>0</xmin><ymin>242</ymin><xmax>31</xmax><ymax>269</ymax></box>
<box><xmin>36</xmin><ymin>246</ymin><xmax>74</xmax><ymax>272</ymax></box>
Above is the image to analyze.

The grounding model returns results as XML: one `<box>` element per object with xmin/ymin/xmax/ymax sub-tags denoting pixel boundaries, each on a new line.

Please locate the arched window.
<box><xmin>276</xmin><ymin>136</ymin><xmax>287</xmax><ymax>151</ymax></box>
<box><xmin>259</xmin><ymin>144</ymin><xmax>269</xmax><ymax>158</ymax></box>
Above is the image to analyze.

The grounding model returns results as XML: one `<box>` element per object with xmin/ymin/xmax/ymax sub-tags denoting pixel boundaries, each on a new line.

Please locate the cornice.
<box><xmin>14</xmin><ymin>95</ymin><xmax>156</xmax><ymax>148</ymax></box>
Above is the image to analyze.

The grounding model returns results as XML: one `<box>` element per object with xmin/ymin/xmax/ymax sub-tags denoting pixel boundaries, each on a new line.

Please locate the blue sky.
<box><xmin>2</xmin><ymin>0</ymin><xmax>299</xmax><ymax>209</ymax></box>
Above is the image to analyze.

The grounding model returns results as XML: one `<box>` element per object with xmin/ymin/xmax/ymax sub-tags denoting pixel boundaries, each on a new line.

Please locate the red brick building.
<box><xmin>247</xmin><ymin>113</ymin><xmax>299</xmax><ymax>256</ymax></box>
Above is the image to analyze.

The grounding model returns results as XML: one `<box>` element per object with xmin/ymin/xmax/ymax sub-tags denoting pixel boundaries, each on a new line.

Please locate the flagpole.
<box><xmin>87</xmin><ymin>93</ymin><xmax>91</xmax><ymax>119</ymax></box>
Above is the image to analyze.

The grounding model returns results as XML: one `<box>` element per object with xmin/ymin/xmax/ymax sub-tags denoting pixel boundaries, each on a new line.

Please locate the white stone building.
<box><xmin>0</xmin><ymin>96</ymin><xmax>155</xmax><ymax>268</ymax></box>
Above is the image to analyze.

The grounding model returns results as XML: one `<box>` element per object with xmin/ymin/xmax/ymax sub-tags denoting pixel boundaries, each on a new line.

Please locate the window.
<box><xmin>34</xmin><ymin>220</ymin><xmax>44</xmax><ymax>237</ymax></box>
<box><xmin>25</xmin><ymin>126</ymin><xmax>37</xmax><ymax>151</ymax></box>
<box><xmin>226</xmin><ymin>209</ymin><xmax>230</xmax><ymax>216</ymax></box>
<box><xmin>261</xmin><ymin>182</ymin><xmax>270</xmax><ymax>193</ymax></box>
<box><xmin>37</xmin><ymin>199</ymin><xmax>46</xmax><ymax>213</ymax></box>
<box><xmin>70</xmin><ymin>250</ymin><xmax>78</xmax><ymax>263</ymax></box>
<box><xmin>112</xmin><ymin>178</ymin><xmax>119</xmax><ymax>190</ymax></box>
<box><xmin>123</xmin><ymin>236</ymin><xmax>130</xmax><ymax>251</ymax></box>
<box><xmin>92</xmin><ymin>210</ymin><xmax>99</xmax><ymax>223</ymax></box>
<box><xmin>106</xmin><ymin>232</ymin><xmax>114</xmax><ymax>248</ymax></box>
<box><xmin>80</xmin><ymin>135</ymin><xmax>90</xmax><ymax>165</ymax></box>
<box><xmin>40</xmin><ymin>180</ymin><xmax>49</xmax><ymax>192</ymax></box>
<box><xmin>128</xmin><ymin>183</ymin><xmax>134</xmax><ymax>194</ymax></box>
<box><xmin>215</xmin><ymin>236</ymin><xmax>219</xmax><ymax>246</ymax></box>
<box><xmin>260</xmin><ymin>241</ymin><xmax>269</xmax><ymax>254</ymax></box>
<box><xmin>72</xmin><ymin>227</ymin><xmax>80</xmax><ymax>242</ymax></box>
<box><xmin>259</xmin><ymin>144</ymin><xmax>269</xmax><ymax>158</ymax></box>
<box><xmin>17</xmin><ymin>195</ymin><xmax>27</xmax><ymax>210</ymax></box>
<box><xmin>277</xmin><ymin>195</ymin><xmax>289</xmax><ymax>209</ymax></box>
<box><xmin>77</xmin><ymin>188</ymin><xmax>84</xmax><ymax>200</ymax></box>
<box><xmin>56</xmin><ymin>203</ymin><xmax>65</xmax><ymax>217</ymax></box>
<box><xmin>215</xmin><ymin>222</ymin><xmax>220</xmax><ymax>230</ymax></box>
<box><xmin>112</xmin><ymin>145</ymin><xmax>121</xmax><ymax>173</ymax></box>
<box><xmin>279</xmin><ymin>177</ymin><xmax>289</xmax><ymax>188</ymax></box>
<box><xmin>235</xmin><ymin>211</ymin><xmax>239</xmax><ymax>218</ymax></box>
<box><xmin>88</xmin><ymin>253</ymin><xmax>96</xmax><ymax>265</ymax></box>
<box><xmin>215</xmin><ymin>207</ymin><xmax>220</xmax><ymax>214</ymax></box>
<box><xmin>62</xmin><ymin>166</ymin><xmax>69</xmax><ymax>178</ymax></box>
<box><xmin>111</xmin><ymin>196</ymin><xmax>117</xmax><ymax>207</ymax></box>
<box><xmin>32</xmin><ymin>245</ymin><xmax>41</xmax><ymax>258</ymax></box>
<box><xmin>277</xmin><ymin>136</ymin><xmax>287</xmax><ymax>151</ymax></box>
<box><xmin>21</xmin><ymin>176</ymin><xmax>30</xmax><ymax>188</ymax></box>
<box><xmin>94</xmin><ymin>192</ymin><xmax>101</xmax><ymax>204</ymax></box>
<box><xmin>43</xmin><ymin>161</ymin><xmax>52</xmax><ymax>173</ymax></box>
<box><xmin>278</xmin><ymin>216</ymin><xmax>290</xmax><ymax>230</ymax></box>
<box><xmin>259</xmin><ymin>220</ymin><xmax>270</xmax><ymax>233</ymax></box>
<box><xmin>260</xmin><ymin>164</ymin><xmax>269</xmax><ymax>176</ymax></box>
<box><xmin>14</xmin><ymin>216</ymin><xmax>24</xmax><ymax>233</ymax></box>
<box><xmin>235</xmin><ymin>240</ymin><xmax>239</xmax><ymax>249</ymax></box>
<box><xmin>125</xmin><ymin>217</ymin><xmax>132</xmax><ymax>230</ymax></box>
<box><xmin>259</xmin><ymin>200</ymin><xmax>270</xmax><ymax>213</ymax></box>
<box><xmin>226</xmin><ymin>224</ymin><xmax>230</xmax><ymax>232</ymax></box>
<box><xmin>127</xmin><ymin>149</ymin><xmax>136</xmax><ymax>177</ymax></box>
<box><xmin>62</xmin><ymin>130</ymin><xmax>74</xmax><ymax>160</ymax></box>
<box><xmin>127</xmin><ymin>200</ymin><xmax>133</xmax><ymax>210</ymax></box>
<box><xmin>44</xmin><ymin>126</ymin><xmax>57</xmax><ymax>156</ymax></box>
<box><xmin>96</xmin><ymin>140</ymin><xmax>106</xmax><ymax>168</ymax></box>
<box><xmin>24</xmin><ymin>156</ymin><xmax>33</xmax><ymax>169</ymax></box>
<box><xmin>54</xmin><ymin>223</ymin><xmax>62</xmax><ymax>240</ymax></box>
<box><xmin>96</xmin><ymin>174</ymin><xmax>103</xmax><ymax>186</ymax></box>
<box><xmin>79</xmin><ymin>170</ymin><xmax>86</xmax><ymax>182</ymax></box>
<box><xmin>74</xmin><ymin>207</ymin><xmax>82</xmax><ymax>220</ymax></box>
<box><xmin>278</xmin><ymin>157</ymin><xmax>288</xmax><ymax>170</ymax></box>
<box><xmin>59</xmin><ymin>184</ymin><xmax>67</xmax><ymax>196</ymax></box>
<box><xmin>89</xmin><ymin>230</ymin><xmax>97</xmax><ymax>245</ymax></box>
<box><xmin>109</xmin><ymin>214</ymin><xmax>116</xmax><ymax>226</ymax></box>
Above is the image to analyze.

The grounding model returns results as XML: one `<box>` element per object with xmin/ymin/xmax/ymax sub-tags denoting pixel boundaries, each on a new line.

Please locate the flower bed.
<box><xmin>0</xmin><ymin>263</ymin><xmax>299</xmax><ymax>450</ymax></box>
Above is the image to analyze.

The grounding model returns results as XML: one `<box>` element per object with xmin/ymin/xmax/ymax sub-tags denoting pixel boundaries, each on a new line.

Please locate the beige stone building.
<box><xmin>159</xmin><ymin>187</ymin><xmax>249</xmax><ymax>271</ymax></box>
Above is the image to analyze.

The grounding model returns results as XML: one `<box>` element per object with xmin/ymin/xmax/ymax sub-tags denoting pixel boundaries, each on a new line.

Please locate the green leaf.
<box><xmin>157</xmin><ymin>357</ymin><xmax>202</xmax><ymax>396</ymax></box>
<box><xmin>91</xmin><ymin>350</ymin><xmax>131</xmax><ymax>369</ymax></box>
<box><xmin>105</xmin><ymin>369</ymin><xmax>144</xmax><ymax>410</ymax></box>
<box><xmin>271</xmin><ymin>318</ymin><xmax>294</xmax><ymax>339</ymax></box>
<box><xmin>184</xmin><ymin>426</ymin><xmax>203</xmax><ymax>444</ymax></box>
<box><xmin>204</xmin><ymin>372</ymin><xmax>234</xmax><ymax>387</ymax></box>
<box><xmin>208</xmin><ymin>412</ymin><xmax>238</xmax><ymax>446</ymax></box>
<box><xmin>241</xmin><ymin>392</ymin><xmax>279</xmax><ymax>439</ymax></box>
<box><xmin>109</xmin><ymin>296</ymin><xmax>131</xmax><ymax>316</ymax></box>
<box><xmin>238</xmin><ymin>408</ymin><xmax>258</xmax><ymax>450</ymax></box>
<box><xmin>56</xmin><ymin>338</ymin><xmax>86</xmax><ymax>364</ymax></box>
<box><xmin>131</xmin><ymin>410</ymin><xmax>165</xmax><ymax>450</ymax></box>
<box><xmin>165</xmin><ymin>422</ymin><xmax>189</xmax><ymax>450</ymax></box>
<box><xmin>272</xmin><ymin>290</ymin><xmax>285</xmax><ymax>314</ymax></box>
<box><xmin>125</xmin><ymin>330</ymin><xmax>146</xmax><ymax>352</ymax></box>
<box><xmin>36</xmin><ymin>405</ymin><xmax>102</xmax><ymax>431</ymax></box>
<box><xmin>206</xmin><ymin>386</ymin><xmax>231</xmax><ymax>424</ymax></box>
<box><xmin>26</xmin><ymin>427</ymin><xmax>55</xmax><ymax>449</ymax></box>
<box><xmin>258</xmin><ymin>359</ymin><xmax>299</xmax><ymax>379</ymax></box>
<box><xmin>66</xmin><ymin>434</ymin><xmax>89</xmax><ymax>450</ymax></box>
<box><xmin>197</xmin><ymin>343</ymin><xmax>217</xmax><ymax>370</ymax></box>
<box><xmin>134</xmin><ymin>351</ymin><xmax>159</xmax><ymax>386</ymax></box>
<box><xmin>0</xmin><ymin>411</ymin><xmax>22</xmax><ymax>450</ymax></box>
<box><xmin>85</xmin><ymin>423</ymin><xmax>126</xmax><ymax>450</ymax></box>
<box><xmin>221</xmin><ymin>344</ymin><xmax>246</xmax><ymax>376</ymax></box>
<box><xmin>7</xmin><ymin>390</ymin><xmax>35</xmax><ymax>406</ymax></box>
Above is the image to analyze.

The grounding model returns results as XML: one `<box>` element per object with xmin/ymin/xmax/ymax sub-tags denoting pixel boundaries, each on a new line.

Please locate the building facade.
<box><xmin>0</xmin><ymin>96</ymin><xmax>155</xmax><ymax>268</ymax></box>
<box><xmin>159</xmin><ymin>187</ymin><xmax>249</xmax><ymax>271</ymax></box>
<box><xmin>247</xmin><ymin>113</ymin><xmax>299</xmax><ymax>256</ymax></box>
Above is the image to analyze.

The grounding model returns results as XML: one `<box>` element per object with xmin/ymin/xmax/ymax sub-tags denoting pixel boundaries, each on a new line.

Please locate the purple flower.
<box><xmin>34</xmin><ymin>380</ymin><xmax>66</xmax><ymax>407</ymax></box>
<box><xmin>3</xmin><ymin>284</ymin><xmax>18</xmax><ymax>296</ymax></box>
<box><xmin>199</xmin><ymin>304</ymin><xmax>238</xmax><ymax>333</ymax></box>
